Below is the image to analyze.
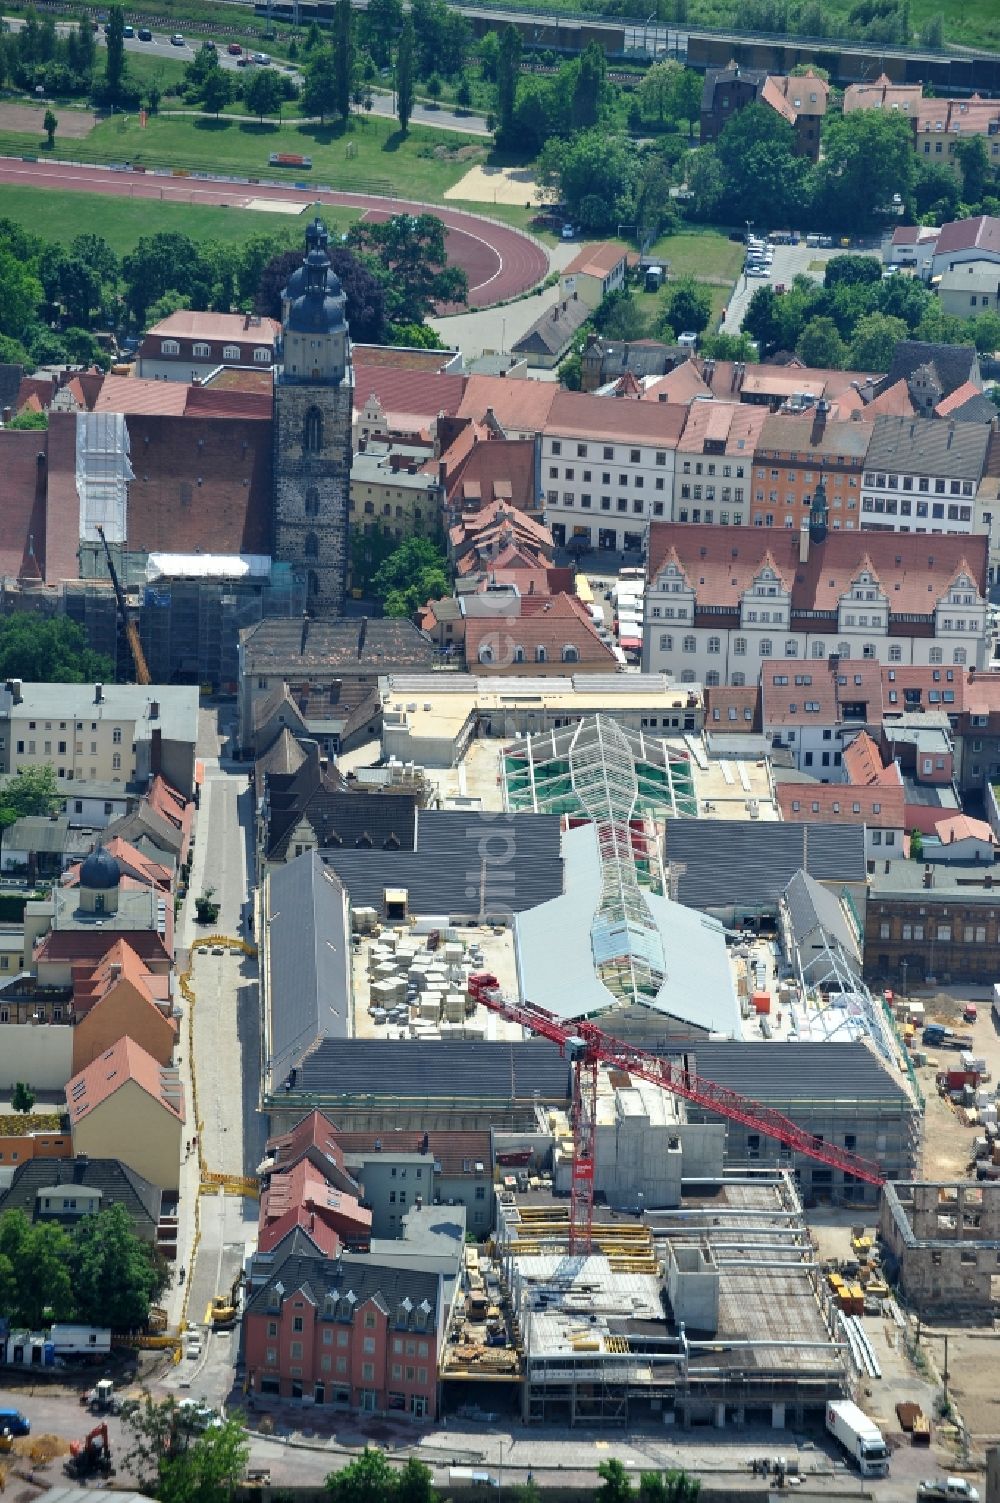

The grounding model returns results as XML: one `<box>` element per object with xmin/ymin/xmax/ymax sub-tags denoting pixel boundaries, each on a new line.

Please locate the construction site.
<box><xmin>440</xmin><ymin>1172</ymin><xmax>849</xmax><ymax>1429</ymax></box>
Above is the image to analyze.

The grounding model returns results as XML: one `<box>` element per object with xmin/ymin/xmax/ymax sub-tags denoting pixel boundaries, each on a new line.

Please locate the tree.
<box><xmin>122</xmin><ymin>232</ymin><xmax>211</xmax><ymax>324</ymax></box>
<box><xmin>244</xmin><ymin>67</ymin><xmax>283</xmax><ymax>122</ymax></box>
<box><xmin>43</xmin><ymin>108</ymin><xmax>57</xmax><ymax>148</ymax></box>
<box><xmin>334</xmin><ymin>0</ymin><xmax>354</xmax><ymax>120</ymax></box>
<box><xmin>303</xmin><ymin>46</ymin><xmax>338</xmax><ymax>122</ymax></box>
<box><xmin>326</xmin><ymin>1446</ymin><xmax>406</xmax><ymax>1503</ymax></box>
<box><xmin>72</xmin><ymin>1204</ymin><xmax>167</xmax><ymax>1331</ymax></box>
<box><xmin>395</xmin><ymin>18</ymin><xmax>415</xmax><ymax>133</ymax></box>
<box><xmin>910</xmin><ymin>157</ymin><xmax>960</xmax><ymax>221</ymax></box>
<box><xmin>0</xmin><ymin>1212</ymin><xmax>75</xmax><ymax>1327</ymax></box>
<box><xmin>848</xmin><ymin>311</ymin><xmax>908</xmax><ymax>371</ymax></box>
<box><xmin>364</xmin><ymin>0</ymin><xmax>403</xmax><ymax>67</ymax></box>
<box><xmin>699</xmin><ymin>330</ymin><xmax>759</xmax><ymax>361</ymax></box>
<box><xmin>11</xmin><ymin>1081</ymin><xmax>35</xmax><ymax>1115</ymax></box>
<box><xmin>667</xmin><ymin>66</ymin><xmax>702</xmax><ymax>136</ymax></box>
<box><xmin>104</xmin><ymin>4</ymin><xmax>126</xmax><ymax>100</ymax></box>
<box><xmin>537</xmin><ymin>130</ymin><xmax>640</xmax><ymax>233</ymax></box>
<box><xmin>455</xmin><ymin>76</ymin><xmax>471</xmax><ymax>109</ymax></box>
<box><xmin>816</xmin><ymin>109</ymin><xmax>914</xmax><ymax>229</ymax></box>
<box><xmin>714</xmin><ymin>103</ymin><xmax>808</xmax><ymax>224</ymax></box>
<box><xmin>0</xmin><ymin>616</ymin><xmax>111</xmax><ymax>684</ymax></box>
<box><xmin>598</xmin><ymin>1460</ymin><xmax>635</xmax><ymax>1503</ymax></box>
<box><xmin>123</xmin><ymin>1397</ymin><xmax>250</xmax><ymax>1503</ymax></box>
<box><xmin>426</xmin><ymin>72</ymin><xmax>442</xmax><ymax>101</ymax></box>
<box><xmin>954</xmin><ymin>136</ymin><xmax>988</xmax><ymax>206</ymax></box>
<box><xmin>348</xmin><ymin>212</ymin><xmax>466</xmax><ymax>325</ymax></box>
<box><xmin>665</xmin><ymin>277</ymin><xmax>712</xmax><ymax>336</ymax></box>
<box><xmin>639</xmin><ymin>59</ymin><xmax>680</xmax><ymax>123</ymax></box>
<box><xmin>371</xmin><ymin>536</ymin><xmax>450</xmax><ymax>619</ymax></box>
<box><xmin>570</xmin><ymin>41</ymin><xmax>607</xmax><ymax>131</ymax></box>
<box><xmin>795</xmin><ymin>315</ymin><xmax>847</xmax><ymax>367</ymax></box>
<box><xmin>639</xmin><ymin>1472</ymin><xmax>700</xmax><ymax>1503</ymax></box>
<box><xmin>201</xmin><ymin>68</ymin><xmax>231</xmax><ymax>117</ymax></box>
<box><xmin>0</xmin><ymin>250</ymin><xmax>43</xmax><ymax>342</ymax></box>
<box><xmin>824</xmin><ymin>253</ymin><xmax>881</xmax><ymax>290</ymax></box>
<box><xmin>495</xmin><ymin>24</ymin><xmax>521</xmax><ymax>143</ymax></box>
<box><xmin>593</xmin><ymin>290</ymin><xmax>647</xmax><ymax>342</ymax></box>
<box><xmin>6</xmin><ymin>407</ymin><xmax>47</xmax><ymax>429</ymax></box>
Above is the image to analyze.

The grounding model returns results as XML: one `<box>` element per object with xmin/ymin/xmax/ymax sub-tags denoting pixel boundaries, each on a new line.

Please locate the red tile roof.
<box><xmin>0</xmin><ymin>431</ymin><xmax>48</xmax><ymax>581</ymax></box>
<box><xmin>334</xmin><ymin>1129</ymin><xmax>492</xmax><ymax>1176</ymax></box>
<box><xmin>562</xmin><ymin>240</ymin><xmax>629</xmax><ymax>278</ymax></box>
<box><xmin>934</xmin><ymin>214</ymin><xmax>1000</xmax><ymax>258</ymax></box>
<box><xmin>457</xmin><ymin>375</ymin><xmax>560</xmax><ymax>435</ymax></box>
<box><xmin>71</xmin><ymin>938</ymin><xmax>157</xmax><ymax>1016</ymax></box>
<box><xmin>260</xmin><ymin>1159</ymin><xmax>372</xmax><ymax>1238</ymax></box>
<box><xmin>257</xmin><ymin>1205</ymin><xmax>343</xmax><ymax>1257</ymax></box>
<box><xmin>935</xmin><ymin>381</ymin><xmax>982</xmax><ymax>418</ymax></box>
<box><xmin>145</xmin><ymin>310</ymin><xmax>281</xmax><ymax>346</ymax></box>
<box><xmin>881</xmin><ymin>664</ymin><xmax>966</xmax><ymax>713</ymax></box>
<box><xmin>935</xmin><ymin>813</ymin><xmax>995</xmax><ymax>845</ymax></box>
<box><xmin>125</xmin><ymin>415</ymin><xmax>272</xmax><ymax>556</ymax></box>
<box><xmin>96</xmin><ymin>375</ymin><xmax>189</xmax><ymax>417</ymax></box>
<box><xmin>545</xmin><ymin>389</ymin><xmax>688</xmax><ymax>445</ymax></box>
<box><xmin>679</xmin><ymin>400</ymin><xmax>768</xmax><ymax>455</ymax></box>
<box><xmin>705</xmin><ymin>684</ymin><xmax>762</xmax><ymax>731</ymax></box>
<box><xmin>353</xmin><ymin>367</ymin><xmax>467</xmax><ymax>431</ymax></box>
<box><xmin>267</xmin><ymin>1108</ymin><xmax>346</xmax><ymax>1175</ymax></box>
<box><xmin>65</xmin><ymin>1035</ymin><xmax>185</xmax><ymax>1124</ymax></box>
<box><xmin>647</xmin><ymin>523</ymin><xmax>988</xmax><ymax>616</ymax></box>
<box><xmin>777</xmin><ymin>781</ymin><xmax>904</xmax><ymax>827</ymax></box>
<box><xmin>36</xmin><ymin>929</ymin><xmax>171</xmax><ymax>970</ymax></box>
<box><xmin>463</xmin><ymin>591</ymin><xmax>618</xmax><ymax>670</ymax></box>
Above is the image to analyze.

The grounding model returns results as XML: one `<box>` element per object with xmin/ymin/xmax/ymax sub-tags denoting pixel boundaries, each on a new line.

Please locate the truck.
<box><xmin>917</xmin><ymin>1480</ymin><xmax>979</xmax><ymax>1503</ymax></box>
<box><xmin>826</xmin><ymin>1399</ymin><xmax>890</xmax><ymax>1477</ymax></box>
<box><xmin>923</xmin><ymin>1025</ymin><xmax>975</xmax><ymax>1051</ymax></box>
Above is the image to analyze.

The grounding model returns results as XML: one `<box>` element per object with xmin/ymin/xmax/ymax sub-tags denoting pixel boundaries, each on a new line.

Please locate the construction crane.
<box><xmin>95</xmin><ymin>524</ymin><xmax>151</xmax><ymax>685</ymax></box>
<box><xmin>467</xmin><ymin>973</ymin><xmax>886</xmax><ymax>1256</ymax></box>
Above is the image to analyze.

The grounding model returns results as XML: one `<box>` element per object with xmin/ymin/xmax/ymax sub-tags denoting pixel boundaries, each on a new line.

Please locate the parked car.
<box><xmin>122</xmin><ymin>24</ymin><xmax>134</xmax><ymax>37</ymax></box>
<box><xmin>137</xmin><ymin>27</ymin><xmax>152</xmax><ymax>40</ymax></box>
<box><xmin>203</xmin><ymin>38</ymin><xmax>217</xmax><ymax>50</ymax></box>
<box><xmin>747</xmin><ymin>264</ymin><xmax>770</xmax><ymax>277</ymax></box>
<box><xmin>561</xmin><ymin>223</ymin><xmax>576</xmax><ymax>240</ymax></box>
<box><xmin>170</xmin><ymin>32</ymin><xmax>185</xmax><ymax>46</ymax></box>
<box><xmin>251</xmin><ymin>51</ymin><xmax>270</xmax><ymax>63</ymax></box>
<box><xmin>236</xmin><ymin>54</ymin><xmax>250</xmax><ymax>65</ymax></box>
<box><xmin>228</xmin><ymin>41</ymin><xmax>243</xmax><ymax>54</ymax></box>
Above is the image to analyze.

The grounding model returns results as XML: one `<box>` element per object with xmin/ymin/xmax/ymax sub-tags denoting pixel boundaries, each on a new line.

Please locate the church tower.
<box><xmin>273</xmin><ymin>218</ymin><xmax>354</xmax><ymax>614</ymax></box>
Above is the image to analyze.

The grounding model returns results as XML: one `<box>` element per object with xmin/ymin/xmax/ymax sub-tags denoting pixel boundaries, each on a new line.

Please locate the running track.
<box><xmin>0</xmin><ymin>156</ymin><xmax>550</xmax><ymax>307</ymax></box>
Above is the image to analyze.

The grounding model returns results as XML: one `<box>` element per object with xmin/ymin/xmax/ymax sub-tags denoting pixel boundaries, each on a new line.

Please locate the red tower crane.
<box><xmin>467</xmin><ymin>973</ymin><xmax>886</xmax><ymax>1255</ymax></box>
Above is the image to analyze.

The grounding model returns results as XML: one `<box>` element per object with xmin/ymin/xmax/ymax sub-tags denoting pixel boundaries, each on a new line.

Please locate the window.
<box><xmin>192</xmin><ymin>342</ymin><xmax>210</xmax><ymax>358</ymax></box>
<box><xmin>659</xmin><ymin>634</ymin><xmax>672</xmax><ymax>651</ymax></box>
<box><xmin>293</xmin><ymin>1316</ymin><xmax>304</xmax><ymax>1333</ymax></box>
<box><xmin>112</xmin><ymin>727</ymin><xmax>122</xmax><ymax>744</ymax></box>
<box><xmin>223</xmin><ymin>344</ymin><xmax>241</xmax><ymax>360</ymax></box>
<box><xmin>304</xmin><ymin>406</ymin><xmax>324</xmax><ymax>453</ymax></box>
<box><xmin>112</xmin><ymin>753</ymin><xmax>121</xmax><ymax>771</ymax></box>
<box><xmin>535</xmin><ymin>646</ymin><xmax>546</xmax><ymax>664</ymax></box>
<box><xmin>254</xmin><ymin>347</ymin><xmax>272</xmax><ymax>364</ymax></box>
<box><xmin>785</xmin><ymin>640</ymin><xmax>797</xmax><ymax>657</ymax></box>
<box><xmin>304</xmin><ymin>532</ymin><xmax>319</xmax><ymax>559</ymax></box>
<box><xmin>759</xmin><ymin>638</ymin><xmax>772</xmax><ymax>657</ymax></box>
<box><xmin>561</xmin><ymin>644</ymin><xmax>579</xmax><ymax>663</ymax></box>
<box><xmin>707</xmin><ymin>637</ymin><xmax>720</xmax><ymax>654</ymax></box>
<box><xmin>160</xmin><ymin>339</ymin><xmax>180</xmax><ymax>355</ymax></box>
<box><xmin>734</xmin><ymin>637</ymin><xmax>747</xmax><ymax>656</ymax></box>
<box><xmin>305</xmin><ymin>487</ymin><xmax>320</xmax><ymax>518</ymax></box>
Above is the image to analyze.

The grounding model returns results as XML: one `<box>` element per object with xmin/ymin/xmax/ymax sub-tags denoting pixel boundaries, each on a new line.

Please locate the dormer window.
<box><xmin>223</xmin><ymin>344</ymin><xmax>241</xmax><ymax>360</ymax></box>
<box><xmin>254</xmin><ymin>348</ymin><xmax>272</xmax><ymax>364</ymax></box>
<box><xmin>192</xmin><ymin>342</ymin><xmax>210</xmax><ymax>359</ymax></box>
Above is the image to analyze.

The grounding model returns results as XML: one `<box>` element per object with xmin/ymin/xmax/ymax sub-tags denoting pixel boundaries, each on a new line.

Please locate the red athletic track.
<box><xmin>0</xmin><ymin>156</ymin><xmax>549</xmax><ymax>307</ymax></box>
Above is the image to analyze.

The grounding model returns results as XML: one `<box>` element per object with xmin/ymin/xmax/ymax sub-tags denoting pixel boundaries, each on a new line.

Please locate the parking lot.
<box><xmin>721</xmin><ymin>240</ymin><xmax>881</xmax><ymax>336</ymax></box>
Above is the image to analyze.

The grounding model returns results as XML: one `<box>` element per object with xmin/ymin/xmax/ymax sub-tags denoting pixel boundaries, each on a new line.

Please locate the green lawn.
<box><xmin>646</xmin><ymin>230</ymin><xmax>743</xmax><ymax>283</ymax></box>
<box><xmin>635</xmin><ymin>278</ymin><xmax>732</xmax><ymax>337</ymax></box>
<box><xmin>0</xmin><ymin>181</ymin><xmax>359</xmax><ymax>252</ymax></box>
<box><xmin>19</xmin><ymin>110</ymin><xmax>487</xmax><ymax>200</ymax></box>
<box><xmin>121</xmin><ymin>51</ymin><xmax>190</xmax><ymax>95</ymax></box>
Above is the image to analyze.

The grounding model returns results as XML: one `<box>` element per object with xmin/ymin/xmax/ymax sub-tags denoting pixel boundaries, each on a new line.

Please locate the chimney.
<box><xmin>150</xmin><ymin>725</ymin><xmax>162</xmax><ymax>777</ymax></box>
<box><xmin>799</xmin><ymin>519</ymin><xmax>810</xmax><ymax>565</ymax></box>
<box><xmin>95</xmin><ymin>683</ymin><xmax>104</xmax><ymax>704</ymax></box>
<box><xmin>300</xmin><ymin>612</ymin><xmax>309</xmax><ymax>657</ymax></box>
<box><xmin>6</xmin><ymin>678</ymin><xmax>22</xmax><ymax>705</ymax></box>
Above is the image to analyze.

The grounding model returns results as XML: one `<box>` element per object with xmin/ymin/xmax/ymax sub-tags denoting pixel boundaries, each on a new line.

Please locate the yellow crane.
<box><xmin>95</xmin><ymin>525</ymin><xmax>150</xmax><ymax>685</ymax></box>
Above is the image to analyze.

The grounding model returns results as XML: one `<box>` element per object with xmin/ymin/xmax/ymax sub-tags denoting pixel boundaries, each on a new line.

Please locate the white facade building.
<box><xmin>541</xmin><ymin>391</ymin><xmax>687</xmax><ymax>554</ymax></box>
<box><xmin>641</xmin><ymin>517</ymin><xmax>989</xmax><ymax>686</ymax></box>
<box><xmin>860</xmin><ymin>415</ymin><xmax>989</xmax><ymax>536</ymax></box>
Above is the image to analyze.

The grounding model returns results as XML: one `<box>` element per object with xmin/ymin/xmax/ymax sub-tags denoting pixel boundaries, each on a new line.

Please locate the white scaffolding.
<box><xmin>76</xmin><ymin>411</ymin><xmax>133</xmax><ymax>545</ymax></box>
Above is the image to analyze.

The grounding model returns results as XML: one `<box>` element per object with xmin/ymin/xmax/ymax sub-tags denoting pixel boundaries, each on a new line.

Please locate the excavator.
<box><xmin>209</xmin><ymin>1270</ymin><xmax>246</xmax><ymax>1329</ymax></box>
<box><xmin>65</xmin><ymin>1422</ymin><xmax>114</xmax><ymax>1480</ymax></box>
<box><xmin>95</xmin><ymin>523</ymin><xmax>151</xmax><ymax>685</ymax></box>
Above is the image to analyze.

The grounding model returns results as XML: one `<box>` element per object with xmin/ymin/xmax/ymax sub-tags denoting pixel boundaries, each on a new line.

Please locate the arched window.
<box><xmin>478</xmin><ymin>644</ymin><xmax>494</xmax><ymax>665</ymax></box>
<box><xmin>785</xmin><ymin>640</ymin><xmax>797</xmax><ymax>657</ymax></box>
<box><xmin>304</xmin><ymin>406</ymin><xmax>323</xmax><ymax>453</ymax></box>
<box><xmin>562</xmin><ymin>645</ymin><xmax>579</xmax><ymax>663</ymax></box>
<box><xmin>536</xmin><ymin>646</ymin><xmax>547</xmax><ymax>663</ymax></box>
<box><xmin>305</xmin><ymin>488</ymin><xmax>320</xmax><ymax>518</ymax></box>
<box><xmin>811</xmin><ymin>640</ymin><xmax>825</xmax><ymax>658</ymax></box>
<box><xmin>304</xmin><ymin>532</ymin><xmax>319</xmax><ymax>560</ymax></box>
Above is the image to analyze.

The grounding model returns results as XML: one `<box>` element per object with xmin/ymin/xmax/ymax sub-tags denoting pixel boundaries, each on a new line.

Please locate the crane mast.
<box><xmin>467</xmin><ymin>972</ymin><xmax>885</xmax><ymax>1254</ymax></box>
<box><xmin>95</xmin><ymin>524</ymin><xmax>151</xmax><ymax>686</ymax></box>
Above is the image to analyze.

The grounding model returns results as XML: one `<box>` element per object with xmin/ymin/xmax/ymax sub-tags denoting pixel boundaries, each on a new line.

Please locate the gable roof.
<box><xmin>864</xmin><ymin>414</ymin><xmax>990</xmax><ymax>480</ymax></box>
<box><xmin>463</xmin><ymin>592</ymin><xmax>618</xmax><ymax>670</ymax></box>
<box><xmin>777</xmin><ymin>780</ymin><xmax>905</xmax><ymax>828</ymax></box>
<box><xmin>0</xmin><ymin>1156</ymin><xmax>162</xmax><ymax>1239</ymax></box>
<box><xmin>878</xmin><ymin>340</ymin><xmax>980</xmax><ymax>401</ymax></box>
<box><xmin>240</xmin><ymin>617</ymin><xmax>436</xmax><ymax>675</ymax></box>
<box><xmin>934</xmin><ymin>215</ymin><xmax>1000</xmax><ymax>259</ymax></box>
<box><xmin>546</xmin><ymin>389</ymin><xmax>688</xmax><ymax>446</ymax></box>
<box><xmin>265</xmin><ymin>852</ymin><xmax>351</xmax><ymax>1084</ymax></box>
<box><xmin>66</xmin><ymin>1035</ymin><xmax>185</xmax><ymax>1124</ymax></box>
<box><xmin>663</xmin><ymin>816</ymin><xmax>866</xmax><ymax>910</ymax></box>
<box><xmin>646</xmin><ymin>522</ymin><xmax>988</xmax><ymax>615</ymax></box>
<box><xmin>456</xmin><ymin>374</ymin><xmax>560</xmax><ymax>435</ymax></box>
<box><xmin>512</xmin><ymin>296</ymin><xmax>590</xmax><ymax>358</ymax></box>
<box><xmin>935</xmin><ymin>813</ymin><xmax>995</xmax><ymax>845</ymax></box>
<box><xmin>562</xmin><ymin>240</ymin><xmax>629</xmax><ymax>279</ymax></box>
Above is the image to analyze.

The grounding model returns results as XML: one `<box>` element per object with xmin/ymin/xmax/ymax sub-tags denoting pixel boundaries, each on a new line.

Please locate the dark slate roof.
<box><xmin>266</xmin><ymin>851</ymin><xmax>350</xmax><ymax>1082</ymax></box>
<box><xmin>291</xmin><ymin>1038</ymin><xmax>572</xmax><ymax>1103</ymax></box>
<box><xmin>782</xmin><ymin>867</ymin><xmax>861</xmax><ymax>979</ymax></box>
<box><xmin>663</xmin><ymin>818</ymin><xmax>866</xmax><ymax>911</ymax></box>
<box><xmin>245</xmin><ymin>1245</ymin><xmax>442</xmax><ymax>1325</ymax></box>
<box><xmin>0</xmin><ymin>1156</ymin><xmax>162</xmax><ymax>1238</ymax></box>
<box><xmin>680</xmin><ymin>1041</ymin><xmax>909</xmax><ymax>1106</ymax></box>
<box><xmin>267</xmin><ymin>782</ymin><xmax>417</xmax><ymax>863</ymax></box>
<box><xmin>241</xmin><ymin>616</ymin><xmax>436</xmax><ymax>674</ymax></box>
<box><xmin>318</xmin><ymin>808</ymin><xmax>563</xmax><ymax>917</ymax></box>
<box><xmin>512</xmin><ymin>297</ymin><xmax>590</xmax><ymax>358</ymax></box>
<box><xmin>864</xmin><ymin>415</ymin><xmax>989</xmax><ymax>481</ymax></box>
<box><xmin>944</xmin><ymin>391</ymin><xmax>998</xmax><ymax>425</ymax></box>
<box><xmin>878</xmin><ymin>340</ymin><xmax>979</xmax><ymax>400</ymax></box>
<box><xmin>700</xmin><ymin>63</ymin><xmax>766</xmax><ymax>110</ymax></box>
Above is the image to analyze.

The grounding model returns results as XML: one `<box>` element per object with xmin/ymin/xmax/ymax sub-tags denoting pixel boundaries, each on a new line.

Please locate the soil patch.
<box><xmin>0</xmin><ymin>102</ymin><xmax>97</xmax><ymax>138</ymax></box>
<box><xmin>445</xmin><ymin>162</ymin><xmax>553</xmax><ymax>206</ymax></box>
